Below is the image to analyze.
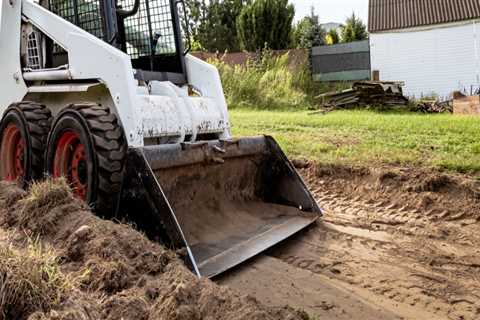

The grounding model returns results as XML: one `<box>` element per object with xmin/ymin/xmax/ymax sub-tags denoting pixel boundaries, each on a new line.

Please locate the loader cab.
<box><xmin>46</xmin><ymin>0</ymin><xmax>189</xmax><ymax>84</ymax></box>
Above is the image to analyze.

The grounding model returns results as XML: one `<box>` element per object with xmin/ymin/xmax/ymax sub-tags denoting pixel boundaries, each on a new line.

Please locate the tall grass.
<box><xmin>210</xmin><ymin>51</ymin><xmax>326</xmax><ymax>110</ymax></box>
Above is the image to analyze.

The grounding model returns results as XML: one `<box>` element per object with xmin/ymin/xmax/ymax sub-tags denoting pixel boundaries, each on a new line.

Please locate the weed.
<box><xmin>24</xmin><ymin>178</ymin><xmax>71</xmax><ymax>207</ymax></box>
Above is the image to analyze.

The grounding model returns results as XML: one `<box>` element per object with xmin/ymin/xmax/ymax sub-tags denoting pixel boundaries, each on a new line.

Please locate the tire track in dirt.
<box><xmin>221</xmin><ymin>164</ymin><xmax>480</xmax><ymax>319</ymax></box>
<box><xmin>267</xmin><ymin>166</ymin><xmax>480</xmax><ymax>320</ymax></box>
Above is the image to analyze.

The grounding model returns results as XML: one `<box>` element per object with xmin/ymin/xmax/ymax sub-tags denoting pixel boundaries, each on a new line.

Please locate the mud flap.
<box><xmin>120</xmin><ymin>136</ymin><xmax>321</xmax><ymax>278</ymax></box>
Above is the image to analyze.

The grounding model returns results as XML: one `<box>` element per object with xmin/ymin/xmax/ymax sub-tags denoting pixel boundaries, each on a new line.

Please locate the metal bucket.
<box><xmin>121</xmin><ymin>136</ymin><xmax>321</xmax><ymax>278</ymax></box>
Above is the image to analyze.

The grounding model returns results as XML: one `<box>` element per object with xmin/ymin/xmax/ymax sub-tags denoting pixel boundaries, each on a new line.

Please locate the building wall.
<box><xmin>370</xmin><ymin>20</ymin><xmax>480</xmax><ymax>99</ymax></box>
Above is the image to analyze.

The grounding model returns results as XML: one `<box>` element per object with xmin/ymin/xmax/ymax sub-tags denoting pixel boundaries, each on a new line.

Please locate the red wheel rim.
<box><xmin>0</xmin><ymin>123</ymin><xmax>26</xmax><ymax>182</ymax></box>
<box><xmin>53</xmin><ymin>131</ymin><xmax>88</xmax><ymax>200</ymax></box>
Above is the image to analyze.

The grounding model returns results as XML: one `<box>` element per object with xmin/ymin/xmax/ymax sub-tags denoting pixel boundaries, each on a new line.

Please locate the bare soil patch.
<box><xmin>221</xmin><ymin>163</ymin><xmax>480</xmax><ymax>320</ymax></box>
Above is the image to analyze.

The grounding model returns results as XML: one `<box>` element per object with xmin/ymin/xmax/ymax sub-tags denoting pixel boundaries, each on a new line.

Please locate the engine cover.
<box><xmin>138</xmin><ymin>81</ymin><xmax>230</xmax><ymax>143</ymax></box>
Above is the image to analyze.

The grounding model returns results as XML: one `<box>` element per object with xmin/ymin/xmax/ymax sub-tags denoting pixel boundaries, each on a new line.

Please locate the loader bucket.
<box><xmin>121</xmin><ymin>136</ymin><xmax>321</xmax><ymax>278</ymax></box>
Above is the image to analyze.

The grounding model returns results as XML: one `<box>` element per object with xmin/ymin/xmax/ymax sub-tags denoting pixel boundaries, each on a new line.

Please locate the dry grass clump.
<box><xmin>22</xmin><ymin>178</ymin><xmax>71</xmax><ymax>214</ymax></box>
<box><xmin>18</xmin><ymin>178</ymin><xmax>78</xmax><ymax>235</ymax></box>
<box><xmin>0</xmin><ymin>238</ymin><xmax>73</xmax><ymax>320</ymax></box>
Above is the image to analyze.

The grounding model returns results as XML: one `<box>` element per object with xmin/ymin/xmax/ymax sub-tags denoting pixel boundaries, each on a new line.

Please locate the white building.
<box><xmin>369</xmin><ymin>0</ymin><xmax>480</xmax><ymax>99</ymax></box>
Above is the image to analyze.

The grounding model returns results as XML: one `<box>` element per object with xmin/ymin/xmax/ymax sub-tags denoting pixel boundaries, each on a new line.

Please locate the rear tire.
<box><xmin>0</xmin><ymin>102</ymin><xmax>52</xmax><ymax>186</ymax></box>
<box><xmin>45</xmin><ymin>103</ymin><xmax>126</xmax><ymax>216</ymax></box>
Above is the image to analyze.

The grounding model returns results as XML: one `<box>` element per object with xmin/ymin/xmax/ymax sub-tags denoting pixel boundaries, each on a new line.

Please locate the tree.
<box><xmin>184</xmin><ymin>0</ymin><xmax>207</xmax><ymax>36</ymax></box>
<box><xmin>291</xmin><ymin>19</ymin><xmax>313</xmax><ymax>48</ymax></box>
<box><xmin>325</xmin><ymin>28</ymin><xmax>340</xmax><ymax>45</ymax></box>
<box><xmin>236</xmin><ymin>0</ymin><xmax>295</xmax><ymax>51</ymax></box>
<box><xmin>291</xmin><ymin>7</ymin><xmax>325</xmax><ymax>49</ymax></box>
<box><xmin>186</xmin><ymin>0</ymin><xmax>248</xmax><ymax>52</ymax></box>
<box><xmin>340</xmin><ymin>12</ymin><xmax>368</xmax><ymax>43</ymax></box>
<box><xmin>183</xmin><ymin>0</ymin><xmax>208</xmax><ymax>50</ymax></box>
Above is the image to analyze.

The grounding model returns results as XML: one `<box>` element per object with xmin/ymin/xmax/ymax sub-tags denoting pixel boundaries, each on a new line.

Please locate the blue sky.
<box><xmin>291</xmin><ymin>0</ymin><xmax>368</xmax><ymax>24</ymax></box>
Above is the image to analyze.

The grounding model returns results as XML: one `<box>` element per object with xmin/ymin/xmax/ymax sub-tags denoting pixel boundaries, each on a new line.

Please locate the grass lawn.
<box><xmin>230</xmin><ymin>109</ymin><xmax>480</xmax><ymax>176</ymax></box>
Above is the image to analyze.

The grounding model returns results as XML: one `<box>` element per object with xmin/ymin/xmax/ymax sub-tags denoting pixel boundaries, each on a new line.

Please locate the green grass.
<box><xmin>230</xmin><ymin>109</ymin><xmax>480</xmax><ymax>175</ymax></box>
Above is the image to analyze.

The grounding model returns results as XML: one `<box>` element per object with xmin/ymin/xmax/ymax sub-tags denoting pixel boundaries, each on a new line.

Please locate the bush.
<box><xmin>210</xmin><ymin>51</ymin><xmax>326</xmax><ymax>109</ymax></box>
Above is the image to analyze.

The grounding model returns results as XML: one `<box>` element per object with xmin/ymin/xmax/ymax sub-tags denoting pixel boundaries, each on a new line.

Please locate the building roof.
<box><xmin>369</xmin><ymin>0</ymin><xmax>480</xmax><ymax>32</ymax></box>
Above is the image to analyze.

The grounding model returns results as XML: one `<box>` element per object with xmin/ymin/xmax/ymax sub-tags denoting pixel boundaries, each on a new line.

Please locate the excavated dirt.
<box><xmin>220</xmin><ymin>163</ymin><xmax>480</xmax><ymax>320</ymax></box>
<box><xmin>0</xmin><ymin>180</ymin><xmax>302</xmax><ymax>320</ymax></box>
<box><xmin>1</xmin><ymin>162</ymin><xmax>479</xmax><ymax>320</ymax></box>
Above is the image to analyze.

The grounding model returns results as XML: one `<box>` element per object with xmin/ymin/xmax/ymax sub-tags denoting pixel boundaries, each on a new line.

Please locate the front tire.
<box><xmin>0</xmin><ymin>102</ymin><xmax>52</xmax><ymax>186</ymax></box>
<box><xmin>45</xmin><ymin>104</ymin><xmax>126</xmax><ymax>216</ymax></box>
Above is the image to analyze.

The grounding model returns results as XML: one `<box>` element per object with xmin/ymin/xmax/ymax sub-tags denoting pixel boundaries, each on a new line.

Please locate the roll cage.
<box><xmin>46</xmin><ymin>0</ymin><xmax>189</xmax><ymax>83</ymax></box>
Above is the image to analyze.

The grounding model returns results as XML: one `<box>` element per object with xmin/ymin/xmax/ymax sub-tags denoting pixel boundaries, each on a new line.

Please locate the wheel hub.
<box><xmin>0</xmin><ymin>124</ymin><xmax>25</xmax><ymax>181</ymax></box>
<box><xmin>53</xmin><ymin>131</ymin><xmax>88</xmax><ymax>200</ymax></box>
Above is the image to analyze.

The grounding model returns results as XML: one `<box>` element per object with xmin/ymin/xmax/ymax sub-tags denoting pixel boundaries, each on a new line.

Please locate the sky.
<box><xmin>291</xmin><ymin>0</ymin><xmax>368</xmax><ymax>24</ymax></box>
<box><xmin>0</xmin><ymin>1</ymin><xmax>369</xmax><ymax>28</ymax></box>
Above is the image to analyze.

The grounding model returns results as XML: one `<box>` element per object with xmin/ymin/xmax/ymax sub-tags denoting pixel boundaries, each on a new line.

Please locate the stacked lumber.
<box><xmin>317</xmin><ymin>81</ymin><xmax>409</xmax><ymax>108</ymax></box>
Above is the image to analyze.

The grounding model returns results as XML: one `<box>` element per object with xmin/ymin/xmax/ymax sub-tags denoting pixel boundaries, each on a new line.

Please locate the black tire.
<box><xmin>45</xmin><ymin>103</ymin><xmax>126</xmax><ymax>216</ymax></box>
<box><xmin>0</xmin><ymin>102</ymin><xmax>52</xmax><ymax>186</ymax></box>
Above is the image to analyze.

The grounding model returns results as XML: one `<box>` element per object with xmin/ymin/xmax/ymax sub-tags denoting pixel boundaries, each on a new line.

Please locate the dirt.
<box><xmin>155</xmin><ymin>153</ymin><xmax>316</xmax><ymax>278</ymax></box>
<box><xmin>0</xmin><ymin>180</ymin><xmax>302</xmax><ymax>320</ymax></box>
<box><xmin>220</xmin><ymin>163</ymin><xmax>480</xmax><ymax>320</ymax></box>
<box><xmin>1</xmin><ymin>162</ymin><xmax>479</xmax><ymax>320</ymax></box>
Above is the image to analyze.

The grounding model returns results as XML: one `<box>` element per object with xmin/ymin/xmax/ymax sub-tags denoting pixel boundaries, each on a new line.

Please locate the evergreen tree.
<box><xmin>186</xmin><ymin>0</ymin><xmax>248</xmax><ymax>52</ymax></box>
<box><xmin>291</xmin><ymin>7</ymin><xmax>325</xmax><ymax>49</ymax></box>
<box><xmin>340</xmin><ymin>12</ymin><xmax>368</xmax><ymax>43</ymax></box>
<box><xmin>237</xmin><ymin>0</ymin><xmax>295</xmax><ymax>51</ymax></box>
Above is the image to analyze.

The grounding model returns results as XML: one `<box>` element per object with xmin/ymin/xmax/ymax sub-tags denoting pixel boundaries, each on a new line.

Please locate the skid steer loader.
<box><xmin>0</xmin><ymin>0</ymin><xmax>321</xmax><ymax>277</ymax></box>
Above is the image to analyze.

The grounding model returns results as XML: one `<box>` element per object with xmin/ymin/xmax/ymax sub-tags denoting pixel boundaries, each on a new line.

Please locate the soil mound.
<box><xmin>0</xmin><ymin>180</ymin><xmax>302</xmax><ymax>320</ymax></box>
<box><xmin>299</xmin><ymin>163</ymin><xmax>480</xmax><ymax>225</ymax></box>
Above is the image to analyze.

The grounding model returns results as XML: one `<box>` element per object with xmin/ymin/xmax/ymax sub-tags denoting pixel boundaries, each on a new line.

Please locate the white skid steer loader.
<box><xmin>0</xmin><ymin>0</ymin><xmax>321</xmax><ymax>277</ymax></box>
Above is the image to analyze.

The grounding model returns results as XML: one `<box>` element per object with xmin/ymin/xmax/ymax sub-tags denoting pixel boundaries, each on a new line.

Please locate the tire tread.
<box><xmin>8</xmin><ymin>102</ymin><xmax>52</xmax><ymax>181</ymax></box>
<box><xmin>69</xmin><ymin>103</ymin><xmax>126</xmax><ymax>216</ymax></box>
